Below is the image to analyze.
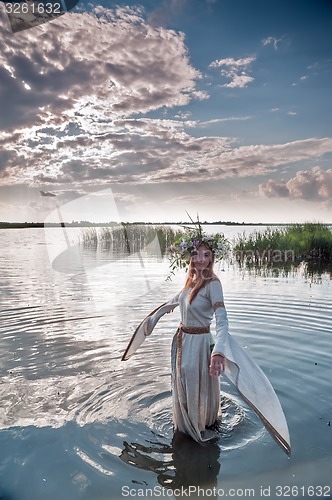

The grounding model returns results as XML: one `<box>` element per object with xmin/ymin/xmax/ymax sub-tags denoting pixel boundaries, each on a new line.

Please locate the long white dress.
<box><xmin>168</xmin><ymin>279</ymin><xmax>228</xmax><ymax>443</ymax></box>
<box><xmin>122</xmin><ymin>279</ymin><xmax>291</xmax><ymax>454</ymax></box>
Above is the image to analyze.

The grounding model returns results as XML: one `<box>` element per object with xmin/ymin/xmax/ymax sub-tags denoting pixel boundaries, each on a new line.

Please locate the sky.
<box><xmin>0</xmin><ymin>0</ymin><xmax>332</xmax><ymax>223</ymax></box>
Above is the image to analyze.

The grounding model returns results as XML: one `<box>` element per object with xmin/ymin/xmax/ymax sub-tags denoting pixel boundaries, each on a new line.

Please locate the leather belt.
<box><xmin>176</xmin><ymin>323</ymin><xmax>210</xmax><ymax>376</ymax></box>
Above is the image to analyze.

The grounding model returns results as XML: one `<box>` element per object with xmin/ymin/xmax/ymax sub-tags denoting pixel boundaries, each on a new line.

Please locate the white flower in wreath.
<box><xmin>179</xmin><ymin>241</ymin><xmax>187</xmax><ymax>252</ymax></box>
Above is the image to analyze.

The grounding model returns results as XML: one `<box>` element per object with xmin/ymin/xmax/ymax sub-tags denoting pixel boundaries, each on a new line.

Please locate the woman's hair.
<box><xmin>183</xmin><ymin>244</ymin><xmax>219</xmax><ymax>304</ymax></box>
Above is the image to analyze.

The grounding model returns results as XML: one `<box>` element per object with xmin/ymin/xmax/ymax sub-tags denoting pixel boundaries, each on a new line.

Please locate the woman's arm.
<box><xmin>208</xmin><ymin>280</ymin><xmax>229</xmax><ymax>376</ymax></box>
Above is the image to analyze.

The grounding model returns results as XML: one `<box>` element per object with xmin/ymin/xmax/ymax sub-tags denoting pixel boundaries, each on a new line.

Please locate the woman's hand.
<box><xmin>209</xmin><ymin>354</ymin><xmax>225</xmax><ymax>377</ymax></box>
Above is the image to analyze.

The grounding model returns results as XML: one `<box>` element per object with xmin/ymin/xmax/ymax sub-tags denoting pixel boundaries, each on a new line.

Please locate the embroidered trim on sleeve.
<box><xmin>213</xmin><ymin>301</ymin><xmax>225</xmax><ymax>311</ymax></box>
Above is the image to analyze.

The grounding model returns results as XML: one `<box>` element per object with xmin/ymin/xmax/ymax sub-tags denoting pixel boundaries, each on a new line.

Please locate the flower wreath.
<box><xmin>166</xmin><ymin>214</ymin><xmax>229</xmax><ymax>280</ymax></box>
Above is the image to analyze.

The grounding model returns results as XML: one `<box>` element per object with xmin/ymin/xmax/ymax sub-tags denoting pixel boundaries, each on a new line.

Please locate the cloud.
<box><xmin>209</xmin><ymin>56</ymin><xmax>256</xmax><ymax>88</ymax></box>
<box><xmin>291</xmin><ymin>60</ymin><xmax>329</xmax><ymax>86</ymax></box>
<box><xmin>1</xmin><ymin>6</ymin><xmax>332</xmax><ymax>193</ymax></box>
<box><xmin>0</xmin><ymin>6</ymin><xmax>205</xmax><ymax>131</ymax></box>
<box><xmin>269</xmin><ymin>108</ymin><xmax>297</xmax><ymax>116</ymax></box>
<box><xmin>2</xmin><ymin>116</ymin><xmax>332</xmax><ymax>188</ymax></box>
<box><xmin>196</xmin><ymin>116</ymin><xmax>252</xmax><ymax>127</ymax></box>
<box><xmin>259</xmin><ymin>167</ymin><xmax>332</xmax><ymax>202</ymax></box>
<box><xmin>261</xmin><ymin>36</ymin><xmax>283</xmax><ymax>51</ymax></box>
<box><xmin>210</xmin><ymin>57</ymin><xmax>256</xmax><ymax>69</ymax></box>
<box><xmin>258</xmin><ymin>179</ymin><xmax>290</xmax><ymax>198</ymax></box>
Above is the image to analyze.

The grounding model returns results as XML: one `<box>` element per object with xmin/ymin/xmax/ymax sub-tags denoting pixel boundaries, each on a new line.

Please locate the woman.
<box><xmin>122</xmin><ymin>222</ymin><xmax>291</xmax><ymax>453</ymax></box>
<box><xmin>169</xmin><ymin>242</ymin><xmax>228</xmax><ymax>443</ymax></box>
<box><xmin>123</xmin><ymin>222</ymin><xmax>230</xmax><ymax>444</ymax></box>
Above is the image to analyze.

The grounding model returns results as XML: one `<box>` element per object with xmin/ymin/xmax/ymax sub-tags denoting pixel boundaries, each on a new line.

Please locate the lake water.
<box><xmin>0</xmin><ymin>227</ymin><xmax>331</xmax><ymax>500</ymax></box>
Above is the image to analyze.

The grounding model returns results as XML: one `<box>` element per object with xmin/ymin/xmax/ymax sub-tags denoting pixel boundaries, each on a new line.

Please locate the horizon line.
<box><xmin>1</xmin><ymin>220</ymin><xmax>331</xmax><ymax>227</ymax></box>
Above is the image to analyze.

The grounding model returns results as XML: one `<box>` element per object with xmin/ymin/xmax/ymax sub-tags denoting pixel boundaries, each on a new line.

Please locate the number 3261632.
<box><xmin>5</xmin><ymin>2</ymin><xmax>62</xmax><ymax>15</ymax></box>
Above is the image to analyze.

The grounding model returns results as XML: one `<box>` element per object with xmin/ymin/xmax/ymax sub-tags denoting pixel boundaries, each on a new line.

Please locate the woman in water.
<box><xmin>122</xmin><ymin>220</ymin><xmax>291</xmax><ymax>452</ymax></box>
<box><xmin>168</xmin><ymin>240</ymin><xmax>229</xmax><ymax>443</ymax></box>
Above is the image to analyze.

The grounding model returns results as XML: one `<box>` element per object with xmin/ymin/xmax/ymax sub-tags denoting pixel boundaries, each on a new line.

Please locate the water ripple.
<box><xmin>0</xmin><ymin>230</ymin><xmax>331</xmax><ymax>496</ymax></box>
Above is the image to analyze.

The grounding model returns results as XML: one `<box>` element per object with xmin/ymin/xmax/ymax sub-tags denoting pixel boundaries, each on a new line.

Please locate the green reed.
<box><xmin>80</xmin><ymin>224</ymin><xmax>183</xmax><ymax>254</ymax></box>
<box><xmin>234</xmin><ymin>222</ymin><xmax>332</xmax><ymax>264</ymax></box>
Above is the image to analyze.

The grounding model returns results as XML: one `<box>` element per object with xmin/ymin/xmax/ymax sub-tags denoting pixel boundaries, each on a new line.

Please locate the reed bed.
<box><xmin>80</xmin><ymin>222</ymin><xmax>332</xmax><ymax>276</ymax></box>
<box><xmin>80</xmin><ymin>227</ymin><xmax>98</xmax><ymax>247</ymax></box>
<box><xmin>234</xmin><ymin>223</ymin><xmax>332</xmax><ymax>264</ymax></box>
<box><xmin>80</xmin><ymin>224</ymin><xmax>183</xmax><ymax>254</ymax></box>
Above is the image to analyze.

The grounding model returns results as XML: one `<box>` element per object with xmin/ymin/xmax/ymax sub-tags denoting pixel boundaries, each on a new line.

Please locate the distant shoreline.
<box><xmin>0</xmin><ymin>221</ymin><xmax>311</xmax><ymax>229</ymax></box>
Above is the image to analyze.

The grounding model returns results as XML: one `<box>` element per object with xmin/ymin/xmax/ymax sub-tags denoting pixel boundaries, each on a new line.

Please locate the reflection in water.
<box><xmin>234</xmin><ymin>259</ymin><xmax>332</xmax><ymax>281</ymax></box>
<box><xmin>166</xmin><ymin>431</ymin><xmax>221</xmax><ymax>490</ymax></box>
<box><xmin>118</xmin><ymin>391</ymin><xmax>261</xmax><ymax>495</ymax></box>
<box><xmin>120</xmin><ymin>430</ymin><xmax>220</xmax><ymax>494</ymax></box>
<box><xmin>1</xmin><ymin>228</ymin><xmax>331</xmax><ymax>499</ymax></box>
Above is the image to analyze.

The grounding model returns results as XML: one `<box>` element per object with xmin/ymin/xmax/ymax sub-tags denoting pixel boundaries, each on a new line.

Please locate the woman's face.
<box><xmin>191</xmin><ymin>245</ymin><xmax>212</xmax><ymax>272</ymax></box>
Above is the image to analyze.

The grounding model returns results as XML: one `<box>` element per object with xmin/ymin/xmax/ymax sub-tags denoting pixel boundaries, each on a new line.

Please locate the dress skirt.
<box><xmin>171</xmin><ymin>330</ymin><xmax>221</xmax><ymax>443</ymax></box>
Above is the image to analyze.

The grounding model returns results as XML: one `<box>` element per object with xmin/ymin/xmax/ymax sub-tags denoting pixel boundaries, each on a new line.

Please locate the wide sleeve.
<box><xmin>165</xmin><ymin>291</ymin><xmax>181</xmax><ymax>308</ymax></box>
<box><xmin>208</xmin><ymin>279</ymin><xmax>229</xmax><ymax>358</ymax></box>
<box><xmin>207</xmin><ymin>280</ymin><xmax>291</xmax><ymax>454</ymax></box>
<box><xmin>121</xmin><ymin>291</ymin><xmax>180</xmax><ymax>361</ymax></box>
<box><xmin>142</xmin><ymin>291</ymin><xmax>180</xmax><ymax>337</ymax></box>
